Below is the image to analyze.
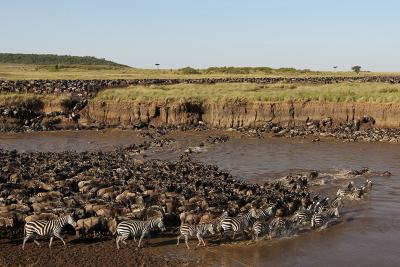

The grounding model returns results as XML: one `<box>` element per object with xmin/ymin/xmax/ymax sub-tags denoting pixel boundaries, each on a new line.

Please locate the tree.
<box><xmin>351</xmin><ymin>65</ymin><xmax>362</xmax><ymax>74</ymax></box>
<box><xmin>333</xmin><ymin>66</ymin><xmax>338</xmax><ymax>70</ymax></box>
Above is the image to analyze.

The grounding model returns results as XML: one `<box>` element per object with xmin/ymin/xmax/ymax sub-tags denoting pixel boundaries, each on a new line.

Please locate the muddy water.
<box><xmin>0</xmin><ymin>130</ymin><xmax>399</xmax><ymax>267</ymax></box>
<box><xmin>192</xmin><ymin>139</ymin><xmax>400</xmax><ymax>267</ymax></box>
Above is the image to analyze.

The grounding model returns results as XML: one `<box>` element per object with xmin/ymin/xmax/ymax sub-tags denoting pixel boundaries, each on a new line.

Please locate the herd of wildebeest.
<box><xmin>0</xmin><ymin>144</ymin><xmax>376</xmax><ymax>250</ymax></box>
<box><xmin>1</xmin><ymin>76</ymin><xmax>400</xmax><ymax>96</ymax></box>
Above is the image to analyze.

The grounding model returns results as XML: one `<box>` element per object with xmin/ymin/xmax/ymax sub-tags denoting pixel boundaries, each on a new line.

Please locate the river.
<box><xmin>0</xmin><ymin>130</ymin><xmax>398</xmax><ymax>267</ymax></box>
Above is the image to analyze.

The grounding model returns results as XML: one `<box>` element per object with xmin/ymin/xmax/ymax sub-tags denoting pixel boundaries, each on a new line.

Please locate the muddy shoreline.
<box><xmin>1</xmin><ymin>95</ymin><xmax>400</xmax><ymax>143</ymax></box>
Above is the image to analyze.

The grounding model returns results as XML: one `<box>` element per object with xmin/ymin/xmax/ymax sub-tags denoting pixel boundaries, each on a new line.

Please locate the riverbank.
<box><xmin>0</xmin><ymin>80</ymin><xmax>400</xmax><ymax>142</ymax></box>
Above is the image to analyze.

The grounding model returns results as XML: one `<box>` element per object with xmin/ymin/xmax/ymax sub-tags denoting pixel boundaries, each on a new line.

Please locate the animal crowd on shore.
<box><xmin>1</xmin><ymin>76</ymin><xmax>400</xmax><ymax>96</ymax></box>
<box><xmin>0</xmin><ymin>145</ymin><xmax>377</xmax><ymax>250</ymax></box>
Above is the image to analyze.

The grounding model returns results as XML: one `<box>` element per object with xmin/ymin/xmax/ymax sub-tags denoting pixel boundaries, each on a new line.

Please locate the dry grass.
<box><xmin>95</xmin><ymin>82</ymin><xmax>400</xmax><ymax>103</ymax></box>
<box><xmin>1</xmin><ymin>64</ymin><xmax>400</xmax><ymax>80</ymax></box>
<box><xmin>0</xmin><ymin>93</ymin><xmax>69</xmax><ymax>106</ymax></box>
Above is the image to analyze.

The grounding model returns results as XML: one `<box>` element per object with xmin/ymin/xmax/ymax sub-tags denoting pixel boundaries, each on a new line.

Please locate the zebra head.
<box><xmin>206</xmin><ymin>223</ymin><xmax>215</xmax><ymax>235</ymax></box>
<box><xmin>334</xmin><ymin>207</ymin><xmax>340</xmax><ymax>217</ymax></box>
<box><xmin>310</xmin><ymin>214</ymin><xmax>316</xmax><ymax>228</ymax></box>
<box><xmin>67</xmin><ymin>213</ymin><xmax>77</xmax><ymax>227</ymax></box>
<box><xmin>156</xmin><ymin>217</ymin><xmax>166</xmax><ymax>232</ymax></box>
<box><xmin>336</xmin><ymin>189</ymin><xmax>345</xmax><ymax>197</ymax></box>
<box><xmin>249</xmin><ymin>207</ymin><xmax>257</xmax><ymax>218</ymax></box>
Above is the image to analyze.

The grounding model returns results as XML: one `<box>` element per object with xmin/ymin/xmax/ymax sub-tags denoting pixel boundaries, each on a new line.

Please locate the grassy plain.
<box><xmin>1</xmin><ymin>64</ymin><xmax>399</xmax><ymax>80</ymax></box>
<box><xmin>95</xmin><ymin>82</ymin><xmax>400</xmax><ymax>103</ymax></box>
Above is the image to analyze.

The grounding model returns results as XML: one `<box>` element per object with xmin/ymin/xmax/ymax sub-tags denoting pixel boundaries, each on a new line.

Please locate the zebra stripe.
<box><xmin>116</xmin><ymin>216</ymin><xmax>165</xmax><ymax>249</ymax></box>
<box><xmin>177</xmin><ymin>223</ymin><xmax>214</xmax><ymax>249</ymax></box>
<box><xmin>295</xmin><ymin>209</ymin><xmax>313</xmax><ymax>225</ymax></box>
<box><xmin>22</xmin><ymin>214</ymin><xmax>76</xmax><ymax>250</ymax></box>
<box><xmin>330</xmin><ymin>196</ymin><xmax>344</xmax><ymax>208</ymax></box>
<box><xmin>220</xmin><ymin>208</ymin><xmax>257</xmax><ymax>240</ymax></box>
<box><xmin>252</xmin><ymin>220</ymin><xmax>269</xmax><ymax>241</ymax></box>
<box><xmin>311</xmin><ymin>207</ymin><xmax>340</xmax><ymax>228</ymax></box>
<box><xmin>256</xmin><ymin>206</ymin><xmax>275</xmax><ymax>221</ymax></box>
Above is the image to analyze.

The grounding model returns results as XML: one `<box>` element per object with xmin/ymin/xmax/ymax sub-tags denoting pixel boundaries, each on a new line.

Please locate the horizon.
<box><xmin>1</xmin><ymin>0</ymin><xmax>399</xmax><ymax>71</ymax></box>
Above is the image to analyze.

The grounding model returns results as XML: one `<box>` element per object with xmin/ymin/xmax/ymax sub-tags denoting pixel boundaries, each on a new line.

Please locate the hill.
<box><xmin>0</xmin><ymin>53</ymin><xmax>128</xmax><ymax>67</ymax></box>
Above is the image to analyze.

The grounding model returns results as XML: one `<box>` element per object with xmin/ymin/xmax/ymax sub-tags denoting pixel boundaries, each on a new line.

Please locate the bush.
<box><xmin>179</xmin><ymin>67</ymin><xmax>200</xmax><ymax>75</ymax></box>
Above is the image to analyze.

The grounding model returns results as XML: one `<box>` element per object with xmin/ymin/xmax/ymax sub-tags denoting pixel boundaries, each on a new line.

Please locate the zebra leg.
<box><xmin>138</xmin><ymin>233</ymin><xmax>145</xmax><ymax>248</ymax></box>
<box><xmin>185</xmin><ymin>235</ymin><xmax>190</xmax><ymax>250</ymax></box>
<box><xmin>116</xmin><ymin>236</ymin><xmax>120</xmax><ymax>250</ymax></box>
<box><xmin>177</xmin><ymin>234</ymin><xmax>181</xmax><ymax>246</ymax></box>
<box><xmin>33</xmin><ymin>240</ymin><xmax>40</xmax><ymax>246</ymax></box>
<box><xmin>49</xmin><ymin>237</ymin><xmax>54</xmax><ymax>249</ymax></box>
<box><xmin>201</xmin><ymin>237</ymin><xmax>206</xmax><ymax>247</ymax></box>
<box><xmin>54</xmin><ymin>233</ymin><xmax>66</xmax><ymax>246</ymax></box>
<box><xmin>22</xmin><ymin>234</ymin><xmax>32</xmax><ymax>250</ymax></box>
<box><xmin>196</xmin><ymin>233</ymin><xmax>202</xmax><ymax>247</ymax></box>
<box><xmin>232</xmin><ymin>232</ymin><xmax>236</xmax><ymax>240</ymax></box>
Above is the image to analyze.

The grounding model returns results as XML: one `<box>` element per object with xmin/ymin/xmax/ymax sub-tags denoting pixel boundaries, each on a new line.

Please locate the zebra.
<box><xmin>256</xmin><ymin>205</ymin><xmax>276</xmax><ymax>221</ymax></box>
<box><xmin>212</xmin><ymin>210</ymin><xmax>228</xmax><ymax>233</ymax></box>
<box><xmin>364</xmin><ymin>179</ymin><xmax>373</xmax><ymax>192</ymax></box>
<box><xmin>311</xmin><ymin>207</ymin><xmax>340</xmax><ymax>229</ymax></box>
<box><xmin>269</xmin><ymin>217</ymin><xmax>287</xmax><ymax>237</ymax></box>
<box><xmin>177</xmin><ymin>223</ymin><xmax>214</xmax><ymax>249</ymax></box>
<box><xmin>115</xmin><ymin>216</ymin><xmax>166</xmax><ymax>249</ymax></box>
<box><xmin>270</xmin><ymin>215</ymin><xmax>299</xmax><ymax>237</ymax></box>
<box><xmin>337</xmin><ymin>181</ymin><xmax>355</xmax><ymax>196</ymax></box>
<box><xmin>294</xmin><ymin>209</ymin><xmax>313</xmax><ymax>226</ymax></box>
<box><xmin>22</xmin><ymin>213</ymin><xmax>76</xmax><ymax>250</ymax></box>
<box><xmin>219</xmin><ymin>208</ymin><xmax>257</xmax><ymax>240</ymax></box>
<box><xmin>313</xmin><ymin>197</ymin><xmax>330</xmax><ymax>212</ymax></box>
<box><xmin>330</xmin><ymin>196</ymin><xmax>344</xmax><ymax>208</ymax></box>
<box><xmin>251</xmin><ymin>220</ymin><xmax>269</xmax><ymax>241</ymax></box>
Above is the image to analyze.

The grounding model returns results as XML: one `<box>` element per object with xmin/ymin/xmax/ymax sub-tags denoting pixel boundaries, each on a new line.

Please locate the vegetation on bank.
<box><xmin>0</xmin><ymin>53</ymin><xmax>127</xmax><ymax>67</ymax></box>
<box><xmin>0</xmin><ymin>93</ymin><xmax>69</xmax><ymax>106</ymax></box>
<box><xmin>95</xmin><ymin>82</ymin><xmax>400</xmax><ymax>103</ymax></box>
<box><xmin>178</xmin><ymin>66</ymin><xmax>313</xmax><ymax>75</ymax></box>
<box><xmin>1</xmin><ymin>63</ymin><xmax>397</xmax><ymax>80</ymax></box>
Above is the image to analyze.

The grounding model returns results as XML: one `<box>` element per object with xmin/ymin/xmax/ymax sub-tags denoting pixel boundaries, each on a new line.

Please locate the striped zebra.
<box><xmin>270</xmin><ymin>215</ymin><xmax>298</xmax><ymax>237</ymax></box>
<box><xmin>337</xmin><ymin>181</ymin><xmax>355</xmax><ymax>197</ymax></box>
<box><xmin>311</xmin><ymin>207</ymin><xmax>340</xmax><ymax>229</ymax></box>
<box><xmin>115</xmin><ymin>216</ymin><xmax>166</xmax><ymax>249</ymax></box>
<box><xmin>294</xmin><ymin>209</ymin><xmax>313</xmax><ymax>225</ymax></box>
<box><xmin>313</xmin><ymin>197</ymin><xmax>330</xmax><ymax>212</ymax></box>
<box><xmin>212</xmin><ymin>210</ymin><xmax>228</xmax><ymax>233</ymax></box>
<box><xmin>22</xmin><ymin>213</ymin><xmax>76</xmax><ymax>250</ymax></box>
<box><xmin>219</xmin><ymin>208</ymin><xmax>257</xmax><ymax>240</ymax></box>
<box><xmin>269</xmin><ymin>217</ymin><xmax>287</xmax><ymax>237</ymax></box>
<box><xmin>177</xmin><ymin>223</ymin><xmax>214</xmax><ymax>249</ymax></box>
<box><xmin>364</xmin><ymin>179</ymin><xmax>373</xmax><ymax>192</ymax></box>
<box><xmin>330</xmin><ymin>196</ymin><xmax>344</xmax><ymax>208</ymax></box>
<box><xmin>256</xmin><ymin>206</ymin><xmax>276</xmax><ymax>221</ymax></box>
<box><xmin>251</xmin><ymin>220</ymin><xmax>269</xmax><ymax>241</ymax></box>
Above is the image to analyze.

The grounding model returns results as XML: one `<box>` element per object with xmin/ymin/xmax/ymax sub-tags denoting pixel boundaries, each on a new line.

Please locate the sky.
<box><xmin>0</xmin><ymin>0</ymin><xmax>399</xmax><ymax>71</ymax></box>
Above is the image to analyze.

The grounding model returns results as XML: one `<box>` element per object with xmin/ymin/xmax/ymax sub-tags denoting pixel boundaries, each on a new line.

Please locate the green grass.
<box><xmin>95</xmin><ymin>82</ymin><xmax>400</xmax><ymax>103</ymax></box>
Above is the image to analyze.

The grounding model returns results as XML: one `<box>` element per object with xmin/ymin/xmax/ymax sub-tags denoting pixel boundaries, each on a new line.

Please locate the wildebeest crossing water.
<box><xmin>0</xmin><ymin>130</ymin><xmax>399</xmax><ymax>266</ymax></box>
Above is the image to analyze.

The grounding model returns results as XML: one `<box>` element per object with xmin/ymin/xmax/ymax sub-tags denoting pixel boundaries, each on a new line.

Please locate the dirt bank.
<box><xmin>82</xmin><ymin>100</ymin><xmax>400</xmax><ymax>128</ymax></box>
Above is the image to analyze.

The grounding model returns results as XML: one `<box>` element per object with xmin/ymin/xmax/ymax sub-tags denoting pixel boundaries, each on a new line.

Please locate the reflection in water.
<box><xmin>0</xmin><ymin>131</ymin><xmax>399</xmax><ymax>266</ymax></box>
